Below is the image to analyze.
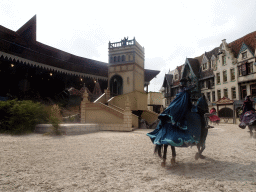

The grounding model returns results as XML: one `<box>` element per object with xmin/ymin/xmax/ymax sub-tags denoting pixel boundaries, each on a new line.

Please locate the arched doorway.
<box><xmin>219</xmin><ymin>107</ymin><xmax>233</xmax><ymax>118</ymax></box>
<box><xmin>110</xmin><ymin>75</ymin><xmax>123</xmax><ymax>96</ymax></box>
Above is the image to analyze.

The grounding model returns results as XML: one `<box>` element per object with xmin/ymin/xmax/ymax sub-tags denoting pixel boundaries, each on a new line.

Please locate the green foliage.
<box><xmin>0</xmin><ymin>100</ymin><xmax>49</xmax><ymax>135</ymax></box>
<box><xmin>48</xmin><ymin>104</ymin><xmax>62</xmax><ymax>135</ymax></box>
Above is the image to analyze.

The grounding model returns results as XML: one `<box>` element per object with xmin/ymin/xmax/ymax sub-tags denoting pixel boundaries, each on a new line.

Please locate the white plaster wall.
<box><xmin>213</xmin><ymin>44</ymin><xmax>239</xmax><ymax>100</ymax></box>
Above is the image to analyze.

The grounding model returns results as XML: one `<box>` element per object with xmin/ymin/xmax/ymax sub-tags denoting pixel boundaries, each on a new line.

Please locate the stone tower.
<box><xmin>108</xmin><ymin>37</ymin><xmax>145</xmax><ymax>96</ymax></box>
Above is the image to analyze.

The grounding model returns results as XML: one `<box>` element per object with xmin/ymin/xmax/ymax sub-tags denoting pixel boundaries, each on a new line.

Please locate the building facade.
<box><xmin>162</xmin><ymin>31</ymin><xmax>256</xmax><ymax>117</ymax></box>
<box><xmin>0</xmin><ymin>16</ymin><xmax>159</xmax><ymax>103</ymax></box>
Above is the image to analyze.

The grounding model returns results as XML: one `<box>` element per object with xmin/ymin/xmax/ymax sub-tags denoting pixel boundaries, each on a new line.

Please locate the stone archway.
<box><xmin>110</xmin><ymin>75</ymin><xmax>123</xmax><ymax>96</ymax></box>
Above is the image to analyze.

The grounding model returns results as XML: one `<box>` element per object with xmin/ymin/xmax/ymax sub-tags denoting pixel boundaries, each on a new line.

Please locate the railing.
<box><xmin>93</xmin><ymin>93</ymin><xmax>106</xmax><ymax>103</ymax></box>
<box><xmin>108</xmin><ymin>104</ymin><xmax>124</xmax><ymax>112</ymax></box>
<box><xmin>109</xmin><ymin>38</ymin><xmax>135</xmax><ymax>48</ymax></box>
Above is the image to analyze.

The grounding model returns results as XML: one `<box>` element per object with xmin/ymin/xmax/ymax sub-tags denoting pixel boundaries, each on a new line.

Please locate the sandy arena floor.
<box><xmin>0</xmin><ymin>124</ymin><xmax>256</xmax><ymax>192</ymax></box>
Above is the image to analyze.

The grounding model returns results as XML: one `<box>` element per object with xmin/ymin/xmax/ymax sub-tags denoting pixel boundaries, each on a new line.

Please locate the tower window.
<box><xmin>122</xmin><ymin>55</ymin><xmax>125</xmax><ymax>61</ymax></box>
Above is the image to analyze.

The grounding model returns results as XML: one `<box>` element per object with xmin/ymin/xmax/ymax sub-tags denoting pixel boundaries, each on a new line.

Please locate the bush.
<box><xmin>48</xmin><ymin>104</ymin><xmax>62</xmax><ymax>135</ymax></box>
<box><xmin>0</xmin><ymin>100</ymin><xmax>49</xmax><ymax>135</ymax></box>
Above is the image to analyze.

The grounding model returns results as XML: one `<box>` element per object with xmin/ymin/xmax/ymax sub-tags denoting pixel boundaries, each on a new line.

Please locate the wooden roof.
<box><xmin>0</xmin><ymin>15</ymin><xmax>159</xmax><ymax>83</ymax></box>
<box><xmin>228</xmin><ymin>31</ymin><xmax>256</xmax><ymax>58</ymax></box>
<box><xmin>216</xmin><ymin>97</ymin><xmax>234</xmax><ymax>105</ymax></box>
<box><xmin>162</xmin><ymin>74</ymin><xmax>173</xmax><ymax>87</ymax></box>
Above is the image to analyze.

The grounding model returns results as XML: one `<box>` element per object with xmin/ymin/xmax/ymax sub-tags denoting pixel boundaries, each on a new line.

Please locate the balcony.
<box><xmin>109</xmin><ymin>38</ymin><xmax>135</xmax><ymax>48</ymax></box>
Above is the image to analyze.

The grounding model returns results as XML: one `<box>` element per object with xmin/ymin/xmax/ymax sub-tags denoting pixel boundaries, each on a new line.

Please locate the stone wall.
<box><xmin>80</xmin><ymin>90</ymin><xmax>134</xmax><ymax>132</ymax></box>
<box><xmin>141</xmin><ymin>110</ymin><xmax>159</xmax><ymax>124</ymax></box>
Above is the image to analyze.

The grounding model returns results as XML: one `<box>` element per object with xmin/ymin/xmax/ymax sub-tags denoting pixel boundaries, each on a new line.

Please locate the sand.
<box><xmin>0</xmin><ymin>124</ymin><xmax>256</xmax><ymax>192</ymax></box>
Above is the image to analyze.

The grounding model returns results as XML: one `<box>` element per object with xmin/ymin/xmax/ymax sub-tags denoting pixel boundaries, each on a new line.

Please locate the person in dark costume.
<box><xmin>147</xmin><ymin>82</ymin><xmax>210</xmax><ymax>166</ymax></box>
<box><xmin>147</xmin><ymin>85</ymin><xmax>198</xmax><ymax>147</ymax></box>
<box><xmin>239</xmin><ymin>95</ymin><xmax>256</xmax><ymax>130</ymax></box>
<box><xmin>147</xmin><ymin>82</ymin><xmax>208</xmax><ymax>147</ymax></box>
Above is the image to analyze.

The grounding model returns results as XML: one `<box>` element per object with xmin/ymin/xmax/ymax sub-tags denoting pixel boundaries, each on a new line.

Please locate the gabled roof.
<box><xmin>172</xmin><ymin>64</ymin><xmax>184</xmax><ymax>86</ymax></box>
<box><xmin>228</xmin><ymin>31</ymin><xmax>256</xmax><ymax>58</ymax></box>
<box><xmin>187</xmin><ymin>58</ymin><xmax>200</xmax><ymax>77</ymax></box>
<box><xmin>195</xmin><ymin>54</ymin><xmax>204</xmax><ymax>65</ymax></box>
<box><xmin>237</xmin><ymin>42</ymin><xmax>254</xmax><ymax>59</ymax></box>
<box><xmin>162</xmin><ymin>74</ymin><xmax>173</xmax><ymax>87</ymax></box>
<box><xmin>177</xmin><ymin>65</ymin><xmax>183</xmax><ymax>72</ymax></box>
<box><xmin>199</xmin><ymin>69</ymin><xmax>214</xmax><ymax>80</ymax></box>
<box><xmin>16</xmin><ymin>15</ymin><xmax>36</xmax><ymax>43</ymax></box>
<box><xmin>197</xmin><ymin>47</ymin><xmax>218</xmax><ymax>80</ymax></box>
<box><xmin>205</xmin><ymin>47</ymin><xmax>219</xmax><ymax>60</ymax></box>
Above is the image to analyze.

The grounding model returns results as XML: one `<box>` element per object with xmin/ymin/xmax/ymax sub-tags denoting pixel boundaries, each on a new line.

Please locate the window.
<box><xmin>222</xmin><ymin>56</ymin><xmax>226</xmax><ymax>65</ymax></box>
<box><xmin>122</xmin><ymin>55</ymin><xmax>125</xmax><ymax>62</ymax></box>
<box><xmin>230</xmin><ymin>68</ymin><xmax>235</xmax><ymax>81</ymax></box>
<box><xmin>207</xmin><ymin>80</ymin><xmax>211</xmax><ymax>89</ymax></box>
<box><xmin>217</xmin><ymin>73</ymin><xmax>220</xmax><ymax>84</ymax></box>
<box><xmin>207</xmin><ymin>92</ymin><xmax>211</xmax><ymax>102</ymax></box>
<box><xmin>238</xmin><ymin>65</ymin><xmax>242</xmax><ymax>76</ymax></box>
<box><xmin>212</xmin><ymin>78</ymin><xmax>215</xmax><ymax>87</ymax></box>
<box><xmin>242</xmin><ymin>52</ymin><xmax>247</xmax><ymax>59</ymax></box>
<box><xmin>217</xmin><ymin>90</ymin><xmax>221</xmax><ymax>100</ymax></box>
<box><xmin>212</xmin><ymin>91</ymin><xmax>215</xmax><ymax>102</ymax></box>
<box><xmin>250</xmin><ymin>84</ymin><xmax>256</xmax><ymax>98</ymax></box>
<box><xmin>175</xmin><ymin>74</ymin><xmax>178</xmax><ymax>80</ymax></box>
<box><xmin>118</xmin><ymin>56</ymin><xmax>120</xmax><ymax>62</ymax></box>
<box><xmin>209</xmin><ymin>62</ymin><xmax>211</xmax><ymax>69</ymax></box>
<box><xmin>224</xmin><ymin>88</ymin><xmax>228</xmax><ymax>98</ymax></box>
<box><xmin>212</xmin><ymin>60</ymin><xmax>217</xmax><ymax>70</ymax></box>
<box><xmin>247</xmin><ymin>62</ymin><xmax>253</xmax><ymax>74</ymax></box>
<box><xmin>202</xmin><ymin>63</ymin><xmax>207</xmax><ymax>70</ymax></box>
<box><xmin>241</xmin><ymin>86</ymin><xmax>247</xmax><ymax>99</ymax></box>
<box><xmin>231</xmin><ymin>87</ymin><xmax>236</xmax><ymax>99</ymax></box>
<box><xmin>202</xmin><ymin>81</ymin><xmax>206</xmax><ymax>88</ymax></box>
<box><xmin>223</xmin><ymin>70</ymin><xmax>227</xmax><ymax>82</ymax></box>
<box><xmin>114</xmin><ymin>56</ymin><xmax>116</xmax><ymax>62</ymax></box>
<box><xmin>171</xmin><ymin>88</ymin><xmax>175</xmax><ymax>97</ymax></box>
<box><xmin>211</xmin><ymin>60</ymin><xmax>214</xmax><ymax>68</ymax></box>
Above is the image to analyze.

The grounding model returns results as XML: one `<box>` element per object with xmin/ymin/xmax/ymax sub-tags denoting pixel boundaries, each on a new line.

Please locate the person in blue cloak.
<box><xmin>147</xmin><ymin>82</ymin><xmax>209</xmax><ymax>148</ymax></box>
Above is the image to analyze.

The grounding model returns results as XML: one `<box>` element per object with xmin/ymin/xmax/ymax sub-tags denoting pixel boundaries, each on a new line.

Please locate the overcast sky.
<box><xmin>1</xmin><ymin>0</ymin><xmax>256</xmax><ymax>92</ymax></box>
